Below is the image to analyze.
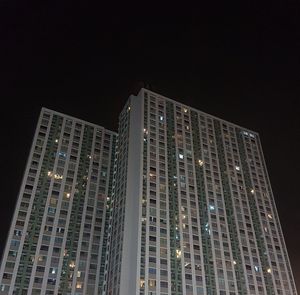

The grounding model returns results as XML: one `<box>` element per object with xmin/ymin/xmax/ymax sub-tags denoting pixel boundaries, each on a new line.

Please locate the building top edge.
<box><xmin>41</xmin><ymin>107</ymin><xmax>118</xmax><ymax>136</ymax></box>
<box><xmin>138</xmin><ymin>88</ymin><xmax>260</xmax><ymax>136</ymax></box>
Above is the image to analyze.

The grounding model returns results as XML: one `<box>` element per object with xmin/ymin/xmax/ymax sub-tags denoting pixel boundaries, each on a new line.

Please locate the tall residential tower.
<box><xmin>106</xmin><ymin>88</ymin><xmax>297</xmax><ymax>295</ymax></box>
<box><xmin>0</xmin><ymin>108</ymin><xmax>117</xmax><ymax>295</ymax></box>
<box><xmin>0</xmin><ymin>89</ymin><xmax>297</xmax><ymax>295</ymax></box>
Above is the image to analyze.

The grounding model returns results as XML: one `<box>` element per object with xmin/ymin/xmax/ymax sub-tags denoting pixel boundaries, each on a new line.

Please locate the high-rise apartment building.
<box><xmin>0</xmin><ymin>89</ymin><xmax>298</xmax><ymax>295</ymax></box>
<box><xmin>106</xmin><ymin>88</ymin><xmax>297</xmax><ymax>295</ymax></box>
<box><xmin>0</xmin><ymin>108</ymin><xmax>117</xmax><ymax>295</ymax></box>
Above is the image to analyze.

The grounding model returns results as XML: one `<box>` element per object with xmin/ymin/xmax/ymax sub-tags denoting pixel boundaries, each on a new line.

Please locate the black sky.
<box><xmin>0</xmin><ymin>0</ymin><xmax>299</xmax><ymax>291</ymax></box>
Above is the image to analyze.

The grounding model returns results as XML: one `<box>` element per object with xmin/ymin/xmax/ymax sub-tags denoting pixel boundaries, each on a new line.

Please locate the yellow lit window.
<box><xmin>176</xmin><ymin>249</ymin><xmax>182</xmax><ymax>258</ymax></box>
<box><xmin>69</xmin><ymin>261</ymin><xmax>75</xmax><ymax>269</ymax></box>
<box><xmin>140</xmin><ymin>279</ymin><xmax>145</xmax><ymax>288</ymax></box>
<box><xmin>148</xmin><ymin>279</ymin><xmax>156</xmax><ymax>287</ymax></box>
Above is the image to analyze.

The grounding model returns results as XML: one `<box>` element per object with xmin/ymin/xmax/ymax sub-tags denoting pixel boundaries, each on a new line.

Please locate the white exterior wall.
<box><xmin>119</xmin><ymin>95</ymin><xmax>144</xmax><ymax>295</ymax></box>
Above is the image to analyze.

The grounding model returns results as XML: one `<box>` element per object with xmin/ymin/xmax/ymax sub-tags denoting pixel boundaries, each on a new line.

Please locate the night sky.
<box><xmin>0</xmin><ymin>1</ymin><xmax>299</xmax><ymax>291</ymax></box>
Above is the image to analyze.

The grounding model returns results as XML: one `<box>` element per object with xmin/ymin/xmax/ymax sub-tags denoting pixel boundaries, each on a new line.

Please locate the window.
<box><xmin>10</xmin><ymin>240</ymin><xmax>20</xmax><ymax>247</ymax></box>
<box><xmin>160</xmin><ymin>281</ymin><xmax>168</xmax><ymax>288</ymax></box>
<box><xmin>34</xmin><ymin>277</ymin><xmax>43</xmax><ymax>284</ymax></box>
<box><xmin>149</xmin><ymin>257</ymin><xmax>156</xmax><ymax>263</ymax></box>
<box><xmin>75</xmin><ymin>281</ymin><xmax>82</xmax><ymax>289</ymax></box>
<box><xmin>14</xmin><ymin>230</ymin><xmax>22</xmax><ymax>236</ymax></box>
<box><xmin>160</xmin><ymin>269</ymin><xmax>168</xmax><ymax>276</ymax></box>
<box><xmin>149</xmin><ymin>268</ymin><xmax>156</xmax><ymax>274</ymax></box>
<box><xmin>36</xmin><ymin>266</ymin><xmax>45</xmax><ymax>273</ymax></box>
<box><xmin>148</xmin><ymin>279</ymin><xmax>156</xmax><ymax>287</ymax></box>
<box><xmin>48</xmin><ymin>278</ymin><xmax>56</xmax><ymax>285</ymax></box>
<box><xmin>140</xmin><ymin>279</ymin><xmax>145</xmax><ymax>288</ymax></box>
<box><xmin>49</xmin><ymin>268</ymin><xmax>57</xmax><ymax>274</ymax></box>
<box><xmin>48</xmin><ymin>207</ymin><xmax>56</xmax><ymax>214</ymax></box>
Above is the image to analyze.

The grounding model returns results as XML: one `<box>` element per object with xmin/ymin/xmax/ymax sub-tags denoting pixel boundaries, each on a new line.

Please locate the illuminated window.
<box><xmin>58</xmin><ymin>151</ymin><xmax>66</xmax><ymax>158</ymax></box>
<box><xmin>64</xmin><ymin>192</ymin><xmax>70</xmax><ymax>199</ymax></box>
<box><xmin>48</xmin><ymin>171</ymin><xmax>63</xmax><ymax>180</ymax></box>
<box><xmin>69</xmin><ymin>261</ymin><xmax>75</xmax><ymax>269</ymax></box>
<box><xmin>54</xmin><ymin>174</ymin><xmax>63</xmax><ymax>180</ymax></box>
<box><xmin>148</xmin><ymin>279</ymin><xmax>156</xmax><ymax>287</ymax></box>
<box><xmin>205</xmin><ymin>223</ymin><xmax>210</xmax><ymax>234</ymax></box>
<box><xmin>14</xmin><ymin>230</ymin><xmax>22</xmax><ymax>237</ymax></box>
<box><xmin>149</xmin><ymin>173</ymin><xmax>156</xmax><ymax>178</ymax></box>
<box><xmin>235</xmin><ymin>166</ymin><xmax>240</xmax><ymax>171</ymax></box>
<box><xmin>50</xmin><ymin>198</ymin><xmax>57</xmax><ymax>205</ymax></box>
<box><xmin>50</xmin><ymin>267</ymin><xmax>57</xmax><ymax>274</ymax></box>
<box><xmin>179</xmin><ymin>153</ymin><xmax>184</xmax><ymax>159</ymax></box>
<box><xmin>148</xmin><ymin>280</ymin><xmax>156</xmax><ymax>287</ymax></box>
<box><xmin>198</xmin><ymin>159</ymin><xmax>204</xmax><ymax>166</ymax></box>
<box><xmin>267</xmin><ymin>214</ymin><xmax>273</xmax><ymax>219</ymax></box>
<box><xmin>267</xmin><ymin>268</ymin><xmax>272</xmax><ymax>273</ymax></box>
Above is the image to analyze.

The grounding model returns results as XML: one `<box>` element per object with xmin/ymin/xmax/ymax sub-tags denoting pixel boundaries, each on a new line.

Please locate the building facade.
<box><xmin>0</xmin><ymin>108</ymin><xmax>117</xmax><ymax>295</ymax></box>
<box><xmin>106</xmin><ymin>88</ymin><xmax>297</xmax><ymax>295</ymax></box>
<box><xmin>0</xmin><ymin>90</ymin><xmax>298</xmax><ymax>295</ymax></box>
